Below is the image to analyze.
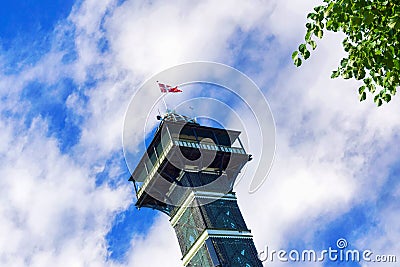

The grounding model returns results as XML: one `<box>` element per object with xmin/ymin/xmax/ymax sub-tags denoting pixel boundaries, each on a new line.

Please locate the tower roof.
<box><xmin>158</xmin><ymin>111</ymin><xmax>198</xmax><ymax>124</ymax></box>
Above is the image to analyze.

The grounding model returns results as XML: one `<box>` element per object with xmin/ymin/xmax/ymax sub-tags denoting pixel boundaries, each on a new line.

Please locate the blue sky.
<box><xmin>0</xmin><ymin>1</ymin><xmax>75</xmax><ymax>70</ymax></box>
<box><xmin>0</xmin><ymin>0</ymin><xmax>399</xmax><ymax>266</ymax></box>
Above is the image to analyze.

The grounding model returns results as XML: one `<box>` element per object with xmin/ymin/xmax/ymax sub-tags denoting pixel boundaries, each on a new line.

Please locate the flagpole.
<box><xmin>162</xmin><ymin>94</ymin><xmax>168</xmax><ymax>112</ymax></box>
<box><xmin>157</xmin><ymin>80</ymin><xmax>168</xmax><ymax>113</ymax></box>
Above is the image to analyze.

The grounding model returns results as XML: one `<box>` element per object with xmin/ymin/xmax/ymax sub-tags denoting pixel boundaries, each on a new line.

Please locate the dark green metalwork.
<box><xmin>187</xmin><ymin>243</ymin><xmax>214</xmax><ymax>267</ymax></box>
<box><xmin>211</xmin><ymin>237</ymin><xmax>262</xmax><ymax>267</ymax></box>
<box><xmin>174</xmin><ymin>205</ymin><xmax>205</xmax><ymax>255</ymax></box>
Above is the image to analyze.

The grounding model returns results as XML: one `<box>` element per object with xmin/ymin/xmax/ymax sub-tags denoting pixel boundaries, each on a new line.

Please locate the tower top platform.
<box><xmin>129</xmin><ymin>112</ymin><xmax>250</xmax><ymax>213</ymax></box>
<box><xmin>158</xmin><ymin>111</ymin><xmax>198</xmax><ymax>125</ymax></box>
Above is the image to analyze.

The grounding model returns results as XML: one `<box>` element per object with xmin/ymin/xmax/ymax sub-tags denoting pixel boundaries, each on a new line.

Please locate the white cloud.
<box><xmin>0</xmin><ymin>118</ymin><xmax>131</xmax><ymax>266</ymax></box>
<box><xmin>123</xmin><ymin>215</ymin><xmax>181</xmax><ymax>267</ymax></box>
<box><xmin>106</xmin><ymin>0</ymin><xmax>273</xmax><ymax>76</ymax></box>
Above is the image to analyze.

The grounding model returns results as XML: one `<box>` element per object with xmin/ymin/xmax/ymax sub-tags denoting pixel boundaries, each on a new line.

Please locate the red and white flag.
<box><xmin>157</xmin><ymin>82</ymin><xmax>182</xmax><ymax>93</ymax></box>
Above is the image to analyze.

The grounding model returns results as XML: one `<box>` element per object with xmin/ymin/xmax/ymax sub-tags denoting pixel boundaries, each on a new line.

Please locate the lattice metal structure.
<box><xmin>129</xmin><ymin>112</ymin><xmax>262</xmax><ymax>266</ymax></box>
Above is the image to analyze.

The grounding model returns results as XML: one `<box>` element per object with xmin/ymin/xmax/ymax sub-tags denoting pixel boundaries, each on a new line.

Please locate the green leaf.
<box><xmin>384</xmin><ymin>57</ymin><xmax>394</xmax><ymax>69</ymax></box>
<box><xmin>292</xmin><ymin>51</ymin><xmax>299</xmax><ymax>60</ymax></box>
<box><xmin>343</xmin><ymin>70</ymin><xmax>353</xmax><ymax>79</ymax></box>
<box><xmin>383</xmin><ymin>93</ymin><xmax>391</xmax><ymax>103</ymax></box>
<box><xmin>314</xmin><ymin>6</ymin><xmax>324</xmax><ymax>13</ymax></box>
<box><xmin>374</xmin><ymin>95</ymin><xmax>383</xmax><ymax>106</ymax></box>
<box><xmin>298</xmin><ymin>44</ymin><xmax>310</xmax><ymax>60</ymax></box>
<box><xmin>364</xmin><ymin>12</ymin><xmax>374</xmax><ymax>24</ymax></box>
<box><xmin>305</xmin><ymin>30</ymin><xmax>313</xmax><ymax>42</ymax></box>
<box><xmin>395</xmin><ymin>21</ymin><xmax>400</xmax><ymax>30</ymax></box>
<box><xmin>358</xmin><ymin>85</ymin><xmax>365</xmax><ymax>95</ymax></box>
<box><xmin>324</xmin><ymin>2</ymin><xmax>334</xmax><ymax>16</ymax></box>
<box><xmin>351</xmin><ymin>16</ymin><xmax>362</xmax><ymax>26</ymax></box>
<box><xmin>363</xmin><ymin>77</ymin><xmax>372</xmax><ymax>86</ymax></box>
<box><xmin>299</xmin><ymin>44</ymin><xmax>307</xmax><ymax>54</ymax></box>
<box><xmin>294</xmin><ymin>57</ymin><xmax>302</xmax><ymax>67</ymax></box>
<box><xmin>309</xmin><ymin>40</ymin><xmax>317</xmax><ymax>50</ymax></box>
<box><xmin>316</xmin><ymin>20</ymin><xmax>324</xmax><ymax>30</ymax></box>
<box><xmin>307</xmin><ymin>12</ymin><xmax>318</xmax><ymax>21</ymax></box>
<box><xmin>357</xmin><ymin>68</ymin><xmax>366</xmax><ymax>80</ymax></box>
<box><xmin>360</xmin><ymin>91</ymin><xmax>367</xmax><ymax>101</ymax></box>
<box><xmin>331</xmin><ymin>70</ymin><xmax>340</xmax><ymax>78</ymax></box>
<box><xmin>388</xmin><ymin>21</ymin><xmax>397</xmax><ymax>29</ymax></box>
<box><xmin>304</xmin><ymin>50</ymin><xmax>311</xmax><ymax>60</ymax></box>
<box><xmin>340</xmin><ymin>58</ymin><xmax>349</xmax><ymax>68</ymax></box>
<box><xmin>342</xmin><ymin>38</ymin><xmax>352</xmax><ymax>52</ymax></box>
<box><xmin>394</xmin><ymin>60</ymin><xmax>400</xmax><ymax>70</ymax></box>
<box><xmin>316</xmin><ymin>29</ymin><xmax>324</xmax><ymax>38</ymax></box>
<box><xmin>326</xmin><ymin>19</ymin><xmax>334</xmax><ymax>30</ymax></box>
<box><xmin>292</xmin><ymin>50</ymin><xmax>303</xmax><ymax>67</ymax></box>
<box><xmin>389</xmin><ymin>86</ymin><xmax>397</xmax><ymax>95</ymax></box>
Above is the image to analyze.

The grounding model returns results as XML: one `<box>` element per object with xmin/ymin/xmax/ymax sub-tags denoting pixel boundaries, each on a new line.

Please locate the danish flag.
<box><xmin>157</xmin><ymin>82</ymin><xmax>182</xmax><ymax>93</ymax></box>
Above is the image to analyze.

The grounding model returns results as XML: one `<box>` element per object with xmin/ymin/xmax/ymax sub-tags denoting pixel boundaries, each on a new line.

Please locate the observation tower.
<box><xmin>129</xmin><ymin>112</ymin><xmax>262</xmax><ymax>266</ymax></box>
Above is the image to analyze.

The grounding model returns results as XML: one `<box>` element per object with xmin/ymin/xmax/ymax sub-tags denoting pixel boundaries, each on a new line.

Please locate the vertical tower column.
<box><xmin>170</xmin><ymin>189</ymin><xmax>262</xmax><ymax>266</ymax></box>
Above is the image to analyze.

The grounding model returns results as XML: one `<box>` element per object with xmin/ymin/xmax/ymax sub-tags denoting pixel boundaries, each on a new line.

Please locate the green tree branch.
<box><xmin>293</xmin><ymin>0</ymin><xmax>400</xmax><ymax>106</ymax></box>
